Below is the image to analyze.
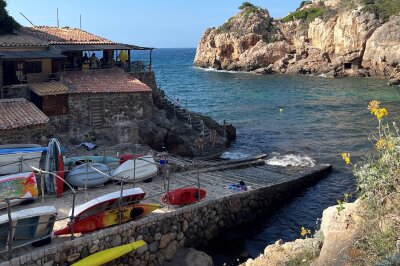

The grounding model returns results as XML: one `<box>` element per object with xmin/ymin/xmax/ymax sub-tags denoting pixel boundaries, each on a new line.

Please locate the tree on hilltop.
<box><xmin>0</xmin><ymin>0</ymin><xmax>20</xmax><ymax>35</ymax></box>
<box><xmin>239</xmin><ymin>2</ymin><xmax>255</xmax><ymax>10</ymax></box>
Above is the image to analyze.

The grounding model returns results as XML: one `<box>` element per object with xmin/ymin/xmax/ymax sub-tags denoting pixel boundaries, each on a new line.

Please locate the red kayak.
<box><xmin>162</xmin><ymin>188</ymin><xmax>206</xmax><ymax>205</ymax></box>
<box><xmin>54</xmin><ymin>203</ymin><xmax>159</xmax><ymax>235</ymax></box>
<box><xmin>119</xmin><ymin>154</ymin><xmax>144</xmax><ymax>165</ymax></box>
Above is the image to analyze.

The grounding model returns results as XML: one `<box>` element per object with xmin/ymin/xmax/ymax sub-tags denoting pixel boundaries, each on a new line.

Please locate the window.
<box><xmin>25</xmin><ymin>61</ymin><xmax>42</xmax><ymax>73</ymax></box>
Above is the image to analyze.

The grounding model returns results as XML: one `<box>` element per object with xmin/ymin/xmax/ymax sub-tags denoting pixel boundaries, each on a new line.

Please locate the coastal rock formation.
<box><xmin>194</xmin><ymin>2</ymin><xmax>400</xmax><ymax>82</ymax></box>
<box><xmin>194</xmin><ymin>6</ymin><xmax>290</xmax><ymax>71</ymax></box>
<box><xmin>138</xmin><ymin>89</ymin><xmax>236</xmax><ymax>157</ymax></box>
<box><xmin>242</xmin><ymin>200</ymin><xmax>364</xmax><ymax>266</ymax></box>
<box><xmin>362</xmin><ymin>16</ymin><xmax>400</xmax><ymax>77</ymax></box>
<box><xmin>308</xmin><ymin>10</ymin><xmax>380</xmax><ymax>62</ymax></box>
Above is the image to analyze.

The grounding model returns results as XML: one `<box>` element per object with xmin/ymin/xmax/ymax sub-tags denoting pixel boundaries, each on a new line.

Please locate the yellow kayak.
<box><xmin>72</xmin><ymin>240</ymin><xmax>146</xmax><ymax>266</ymax></box>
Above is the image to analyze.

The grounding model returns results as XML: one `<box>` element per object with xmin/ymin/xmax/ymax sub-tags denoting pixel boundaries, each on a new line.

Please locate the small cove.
<box><xmin>135</xmin><ymin>48</ymin><xmax>400</xmax><ymax>264</ymax></box>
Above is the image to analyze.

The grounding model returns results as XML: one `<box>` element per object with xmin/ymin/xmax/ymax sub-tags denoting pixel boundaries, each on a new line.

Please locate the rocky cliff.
<box><xmin>194</xmin><ymin>1</ymin><xmax>400</xmax><ymax>83</ymax></box>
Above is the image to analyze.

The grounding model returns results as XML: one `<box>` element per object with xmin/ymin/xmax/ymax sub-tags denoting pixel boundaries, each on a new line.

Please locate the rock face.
<box><xmin>308</xmin><ymin>10</ymin><xmax>381</xmax><ymax>62</ymax></box>
<box><xmin>194</xmin><ymin>3</ymin><xmax>400</xmax><ymax>81</ymax></box>
<box><xmin>138</xmin><ymin>89</ymin><xmax>236</xmax><ymax>157</ymax></box>
<box><xmin>362</xmin><ymin>16</ymin><xmax>400</xmax><ymax>77</ymax></box>
<box><xmin>242</xmin><ymin>200</ymin><xmax>364</xmax><ymax>266</ymax></box>
<box><xmin>311</xmin><ymin>199</ymin><xmax>364</xmax><ymax>266</ymax></box>
<box><xmin>194</xmin><ymin>6</ymin><xmax>289</xmax><ymax>71</ymax></box>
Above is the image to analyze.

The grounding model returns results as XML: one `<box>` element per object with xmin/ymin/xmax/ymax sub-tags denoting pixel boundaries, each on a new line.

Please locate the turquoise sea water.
<box><xmin>136</xmin><ymin>48</ymin><xmax>400</xmax><ymax>263</ymax></box>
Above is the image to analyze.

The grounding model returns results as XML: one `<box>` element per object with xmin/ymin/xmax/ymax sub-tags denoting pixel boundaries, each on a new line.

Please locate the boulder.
<box><xmin>159</xmin><ymin>247</ymin><xmax>213</xmax><ymax>266</ymax></box>
<box><xmin>311</xmin><ymin>199</ymin><xmax>364</xmax><ymax>266</ymax></box>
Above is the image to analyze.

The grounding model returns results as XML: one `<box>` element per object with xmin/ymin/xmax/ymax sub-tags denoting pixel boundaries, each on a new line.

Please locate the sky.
<box><xmin>7</xmin><ymin>0</ymin><xmax>303</xmax><ymax>48</ymax></box>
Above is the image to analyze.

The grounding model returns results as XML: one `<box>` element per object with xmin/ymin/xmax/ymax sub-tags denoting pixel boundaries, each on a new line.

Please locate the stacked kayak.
<box><xmin>0</xmin><ymin>144</ymin><xmax>45</xmax><ymax>175</ymax></box>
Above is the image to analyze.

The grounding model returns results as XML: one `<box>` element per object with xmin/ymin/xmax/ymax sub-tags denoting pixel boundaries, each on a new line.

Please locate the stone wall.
<box><xmin>0</xmin><ymin>125</ymin><xmax>47</xmax><ymax>145</ymax></box>
<box><xmin>0</xmin><ymin>165</ymin><xmax>331</xmax><ymax>266</ymax></box>
<box><xmin>65</xmin><ymin>92</ymin><xmax>153</xmax><ymax>145</ymax></box>
<box><xmin>1</xmin><ymin>85</ymin><xmax>30</xmax><ymax>100</ymax></box>
<box><xmin>129</xmin><ymin>71</ymin><xmax>157</xmax><ymax>90</ymax></box>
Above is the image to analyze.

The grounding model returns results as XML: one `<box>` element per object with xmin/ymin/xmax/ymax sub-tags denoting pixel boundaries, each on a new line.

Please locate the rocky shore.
<box><xmin>242</xmin><ymin>200</ymin><xmax>365</xmax><ymax>266</ymax></box>
<box><xmin>194</xmin><ymin>1</ymin><xmax>400</xmax><ymax>85</ymax></box>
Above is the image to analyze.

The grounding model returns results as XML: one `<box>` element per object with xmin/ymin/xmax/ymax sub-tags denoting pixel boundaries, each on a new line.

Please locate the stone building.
<box><xmin>0</xmin><ymin>98</ymin><xmax>48</xmax><ymax>144</ymax></box>
<box><xmin>0</xmin><ymin>26</ymin><xmax>155</xmax><ymax>145</ymax></box>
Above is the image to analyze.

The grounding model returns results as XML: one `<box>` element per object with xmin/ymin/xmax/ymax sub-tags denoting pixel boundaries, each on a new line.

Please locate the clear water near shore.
<box><xmin>135</xmin><ymin>48</ymin><xmax>400</xmax><ymax>264</ymax></box>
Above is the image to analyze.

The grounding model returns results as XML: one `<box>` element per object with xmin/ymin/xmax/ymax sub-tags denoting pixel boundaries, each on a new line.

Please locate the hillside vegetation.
<box><xmin>0</xmin><ymin>0</ymin><xmax>20</xmax><ymax>34</ymax></box>
<box><xmin>361</xmin><ymin>0</ymin><xmax>400</xmax><ymax>20</ymax></box>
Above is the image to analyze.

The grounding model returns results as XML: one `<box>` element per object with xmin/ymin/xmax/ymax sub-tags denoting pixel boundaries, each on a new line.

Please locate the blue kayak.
<box><xmin>64</xmin><ymin>156</ymin><xmax>119</xmax><ymax>167</ymax></box>
<box><xmin>0</xmin><ymin>147</ymin><xmax>48</xmax><ymax>155</ymax></box>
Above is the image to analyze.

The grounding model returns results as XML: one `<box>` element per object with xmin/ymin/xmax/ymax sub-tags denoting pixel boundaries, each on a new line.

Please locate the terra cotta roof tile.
<box><xmin>0</xmin><ymin>30</ymin><xmax>48</xmax><ymax>47</ymax></box>
<box><xmin>21</xmin><ymin>26</ymin><xmax>116</xmax><ymax>45</ymax></box>
<box><xmin>29</xmin><ymin>81</ymin><xmax>69</xmax><ymax>96</ymax></box>
<box><xmin>0</xmin><ymin>98</ymin><xmax>48</xmax><ymax>130</ymax></box>
<box><xmin>62</xmin><ymin>67</ymin><xmax>152</xmax><ymax>94</ymax></box>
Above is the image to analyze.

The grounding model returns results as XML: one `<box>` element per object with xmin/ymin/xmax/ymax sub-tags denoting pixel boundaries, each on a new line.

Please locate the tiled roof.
<box><xmin>62</xmin><ymin>67</ymin><xmax>152</xmax><ymax>94</ymax></box>
<box><xmin>22</xmin><ymin>26</ymin><xmax>116</xmax><ymax>45</ymax></box>
<box><xmin>29</xmin><ymin>81</ymin><xmax>69</xmax><ymax>96</ymax></box>
<box><xmin>0</xmin><ymin>98</ymin><xmax>48</xmax><ymax>130</ymax></box>
<box><xmin>0</xmin><ymin>30</ymin><xmax>48</xmax><ymax>47</ymax></box>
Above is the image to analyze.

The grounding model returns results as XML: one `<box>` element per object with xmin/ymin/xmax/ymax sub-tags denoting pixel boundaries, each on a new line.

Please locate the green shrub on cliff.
<box><xmin>349</xmin><ymin>101</ymin><xmax>400</xmax><ymax>264</ymax></box>
<box><xmin>0</xmin><ymin>0</ymin><xmax>20</xmax><ymax>34</ymax></box>
<box><xmin>282</xmin><ymin>7</ymin><xmax>325</xmax><ymax>23</ymax></box>
<box><xmin>239</xmin><ymin>2</ymin><xmax>255</xmax><ymax>10</ymax></box>
<box><xmin>361</xmin><ymin>0</ymin><xmax>400</xmax><ymax>21</ymax></box>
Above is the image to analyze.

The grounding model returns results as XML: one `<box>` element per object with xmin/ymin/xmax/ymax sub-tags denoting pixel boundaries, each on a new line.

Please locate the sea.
<box><xmin>135</xmin><ymin>48</ymin><xmax>400</xmax><ymax>265</ymax></box>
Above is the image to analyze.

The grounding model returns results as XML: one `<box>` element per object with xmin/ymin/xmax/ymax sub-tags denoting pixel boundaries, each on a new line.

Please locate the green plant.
<box><xmin>282</xmin><ymin>7</ymin><xmax>325</xmax><ymax>23</ymax></box>
<box><xmin>239</xmin><ymin>2</ymin><xmax>255</xmax><ymax>10</ymax></box>
<box><xmin>298</xmin><ymin>1</ymin><xmax>312</xmax><ymax>10</ymax></box>
<box><xmin>0</xmin><ymin>0</ymin><xmax>20</xmax><ymax>34</ymax></box>
<box><xmin>361</xmin><ymin>0</ymin><xmax>400</xmax><ymax>20</ymax></box>
<box><xmin>348</xmin><ymin>100</ymin><xmax>400</xmax><ymax>264</ymax></box>
<box><xmin>336</xmin><ymin>193</ymin><xmax>352</xmax><ymax>213</ymax></box>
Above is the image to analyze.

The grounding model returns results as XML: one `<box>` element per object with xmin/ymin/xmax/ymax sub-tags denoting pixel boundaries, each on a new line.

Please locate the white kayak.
<box><xmin>110</xmin><ymin>155</ymin><xmax>157</xmax><ymax>182</ymax></box>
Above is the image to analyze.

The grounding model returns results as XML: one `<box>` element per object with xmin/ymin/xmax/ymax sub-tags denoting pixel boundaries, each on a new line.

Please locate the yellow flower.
<box><xmin>368</xmin><ymin>100</ymin><xmax>380</xmax><ymax>114</ymax></box>
<box><xmin>300</xmin><ymin>227</ymin><xmax>307</xmax><ymax>237</ymax></box>
<box><xmin>375</xmin><ymin>138</ymin><xmax>386</xmax><ymax>150</ymax></box>
<box><xmin>342</xmin><ymin>153</ymin><xmax>351</xmax><ymax>164</ymax></box>
<box><xmin>375</xmin><ymin>108</ymin><xmax>388</xmax><ymax>120</ymax></box>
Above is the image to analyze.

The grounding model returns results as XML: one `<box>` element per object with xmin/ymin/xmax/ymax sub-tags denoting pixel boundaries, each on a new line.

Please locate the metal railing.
<box><xmin>0</xmin><ymin>149</ymin><xmax>206</xmax><ymax>261</ymax></box>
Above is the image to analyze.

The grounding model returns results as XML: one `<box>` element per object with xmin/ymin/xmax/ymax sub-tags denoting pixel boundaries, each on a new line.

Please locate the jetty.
<box><xmin>0</xmin><ymin>154</ymin><xmax>331</xmax><ymax>265</ymax></box>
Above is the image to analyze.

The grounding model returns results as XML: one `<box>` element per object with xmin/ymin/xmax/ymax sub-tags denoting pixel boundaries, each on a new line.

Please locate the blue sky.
<box><xmin>7</xmin><ymin>0</ymin><xmax>303</xmax><ymax>48</ymax></box>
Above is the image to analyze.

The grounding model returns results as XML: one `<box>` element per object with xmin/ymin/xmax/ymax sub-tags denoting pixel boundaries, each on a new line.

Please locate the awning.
<box><xmin>0</xmin><ymin>50</ymin><xmax>66</xmax><ymax>59</ymax></box>
<box><xmin>52</xmin><ymin>43</ymin><xmax>153</xmax><ymax>52</ymax></box>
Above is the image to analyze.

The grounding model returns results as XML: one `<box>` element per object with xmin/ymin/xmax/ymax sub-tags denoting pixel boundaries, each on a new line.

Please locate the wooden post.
<box><xmin>149</xmin><ymin>49</ymin><xmax>153</xmax><ymax>71</ymax></box>
<box><xmin>128</xmin><ymin>49</ymin><xmax>131</xmax><ymax>71</ymax></box>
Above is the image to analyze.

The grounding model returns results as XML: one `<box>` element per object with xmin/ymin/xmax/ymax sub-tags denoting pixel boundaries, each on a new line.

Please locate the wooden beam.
<box><xmin>149</xmin><ymin>49</ymin><xmax>153</xmax><ymax>71</ymax></box>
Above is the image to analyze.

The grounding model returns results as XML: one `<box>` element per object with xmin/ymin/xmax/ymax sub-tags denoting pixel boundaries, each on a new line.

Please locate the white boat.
<box><xmin>70</xmin><ymin>188</ymin><xmax>146</xmax><ymax>221</ymax></box>
<box><xmin>0</xmin><ymin>206</ymin><xmax>57</xmax><ymax>252</ymax></box>
<box><xmin>0</xmin><ymin>144</ymin><xmax>43</xmax><ymax>176</ymax></box>
<box><xmin>110</xmin><ymin>155</ymin><xmax>157</xmax><ymax>182</ymax></box>
<box><xmin>65</xmin><ymin>163</ymin><xmax>110</xmax><ymax>188</ymax></box>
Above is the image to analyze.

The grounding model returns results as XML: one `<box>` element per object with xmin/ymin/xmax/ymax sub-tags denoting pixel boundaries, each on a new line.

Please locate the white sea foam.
<box><xmin>266</xmin><ymin>153</ymin><xmax>315</xmax><ymax>167</ymax></box>
<box><xmin>220</xmin><ymin>151</ymin><xmax>251</xmax><ymax>160</ymax></box>
<box><xmin>193</xmin><ymin>66</ymin><xmax>250</xmax><ymax>74</ymax></box>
